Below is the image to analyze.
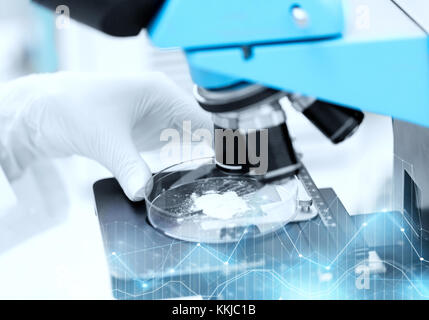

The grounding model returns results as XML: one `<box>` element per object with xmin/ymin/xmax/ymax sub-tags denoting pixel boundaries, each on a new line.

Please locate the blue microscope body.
<box><xmin>148</xmin><ymin>0</ymin><xmax>429</xmax><ymax>128</ymax></box>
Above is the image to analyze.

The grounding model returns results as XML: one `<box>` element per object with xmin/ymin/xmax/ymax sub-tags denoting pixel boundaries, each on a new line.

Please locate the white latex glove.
<box><xmin>0</xmin><ymin>72</ymin><xmax>212</xmax><ymax>201</ymax></box>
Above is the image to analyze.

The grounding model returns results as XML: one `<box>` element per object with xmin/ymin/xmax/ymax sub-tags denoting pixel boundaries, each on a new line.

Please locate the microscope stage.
<box><xmin>93</xmin><ymin>170</ymin><xmax>428</xmax><ymax>299</ymax></box>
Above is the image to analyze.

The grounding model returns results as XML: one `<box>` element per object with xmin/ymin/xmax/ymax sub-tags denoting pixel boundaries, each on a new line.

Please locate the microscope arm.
<box><xmin>178</xmin><ymin>1</ymin><xmax>429</xmax><ymax>128</ymax></box>
<box><xmin>148</xmin><ymin>0</ymin><xmax>429</xmax><ymax>127</ymax></box>
<box><xmin>148</xmin><ymin>0</ymin><xmax>429</xmax><ymax>128</ymax></box>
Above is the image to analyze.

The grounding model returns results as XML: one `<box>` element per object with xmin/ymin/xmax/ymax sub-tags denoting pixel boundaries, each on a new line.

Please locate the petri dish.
<box><xmin>144</xmin><ymin>157</ymin><xmax>298</xmax><ymax>243</ymax></box>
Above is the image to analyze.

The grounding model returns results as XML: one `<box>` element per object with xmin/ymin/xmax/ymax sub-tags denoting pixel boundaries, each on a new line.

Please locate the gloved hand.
<box><xmin>0</xmin><ymin>72</ymin><xmax>212</xmax><ymax>201</ymax></box>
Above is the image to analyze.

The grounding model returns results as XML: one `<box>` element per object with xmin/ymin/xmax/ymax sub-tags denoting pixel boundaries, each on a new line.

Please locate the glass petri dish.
<box><xmin>144</xmin><ymin>157</ymin><xmax>298</xmax><ymax>243</ymax></box>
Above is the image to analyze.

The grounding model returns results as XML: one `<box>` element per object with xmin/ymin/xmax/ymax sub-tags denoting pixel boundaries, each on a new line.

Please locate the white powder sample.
<box><xmin>192</xmin><ymin>191</ymin><xmax>249</xmax><ymax>220</ymax></box>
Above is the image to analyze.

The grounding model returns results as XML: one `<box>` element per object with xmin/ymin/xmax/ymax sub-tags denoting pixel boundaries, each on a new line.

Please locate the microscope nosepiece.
<box><xmin>194</xmin><ymin>84</ymin><xmax>301</xmax><ymax>181</ymax></box>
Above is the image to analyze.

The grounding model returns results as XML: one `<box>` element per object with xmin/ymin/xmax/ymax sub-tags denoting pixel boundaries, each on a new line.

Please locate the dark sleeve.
<box><xmin>32</xmin><ymin>0</ymin><xmax>165</xmax><ymax>36</ymax></box>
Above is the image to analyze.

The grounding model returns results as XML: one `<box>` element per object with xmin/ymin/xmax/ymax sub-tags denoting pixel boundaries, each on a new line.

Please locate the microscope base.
<box><xmin>93</xmin><ymin>177</ymin><xmax>429</xmax><ymax>300</ymax></box>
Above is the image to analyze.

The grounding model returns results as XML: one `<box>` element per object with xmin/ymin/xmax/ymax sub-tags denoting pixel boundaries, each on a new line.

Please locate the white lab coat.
<box><xmin>0</xmin><ymin>150</ymin><xmax>113</xmax><ymax>299</ymax></box>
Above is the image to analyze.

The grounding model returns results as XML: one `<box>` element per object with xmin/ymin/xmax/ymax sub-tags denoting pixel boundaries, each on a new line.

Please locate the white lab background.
<box><xmin>0</xmin><ymin>1</ymin><xmax>393</xmax><ymax>299</ymax></box>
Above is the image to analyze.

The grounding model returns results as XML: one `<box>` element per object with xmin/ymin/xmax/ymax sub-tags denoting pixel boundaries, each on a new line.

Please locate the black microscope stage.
<box><xmin>93</xmin><ymin>173</ymin><xmax>429</xmax><ymax>300</ymax></box>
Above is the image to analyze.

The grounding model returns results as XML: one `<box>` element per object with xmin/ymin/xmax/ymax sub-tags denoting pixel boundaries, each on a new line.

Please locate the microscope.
<box><xmin>34</xmin><ymin>0</ymin><xmax>429</xmax><ymax>299</ymax></box>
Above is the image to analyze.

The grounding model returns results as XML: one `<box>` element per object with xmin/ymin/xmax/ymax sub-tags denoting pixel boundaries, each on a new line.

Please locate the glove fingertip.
<box><xmin>121</xmin><ymin>160</ymin><xmax>152</xmax><ymax>202</ymax></box>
